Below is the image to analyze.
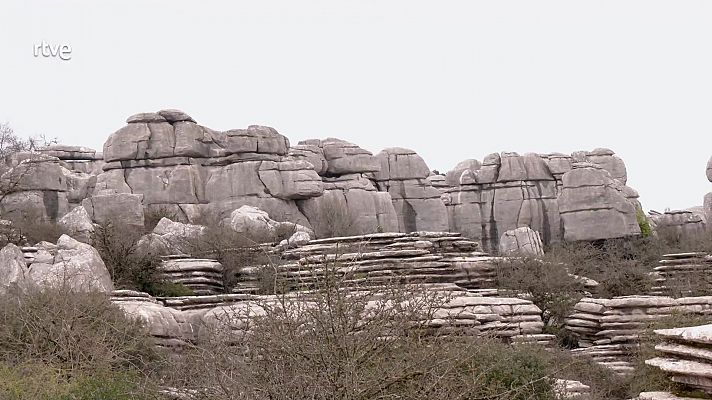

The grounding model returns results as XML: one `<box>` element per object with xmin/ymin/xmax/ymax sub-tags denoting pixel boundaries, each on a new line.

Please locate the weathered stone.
<box><xmin>289</xmin><ymin>144</ymin><xmax>328</xmax><ymax>175</ymax></box>
<box><xmin>157</xmin><ymin>109</ymin><xmax>196</xmax><ymax>123</ymax></box>
<box><xmin>82</xmin><ymin>193</ymin><xmax>145</xmax><ymax>227</ymax></box>
<box><xmin>126</xmin><ymin>112</ymin><xmax>167</xmax><ymax>124</ymax></box>
<box><xmin>301</xmin><ymin>138</ymin><xmax>380</xmax><ymax>175</ymax></box>
<box><xmin>28</xmin><ymin>235</ymin><xmax>114</xmax><ymax>293</ymax></box>
<box><xmin>229</xmin><ymin>205</ymin><xmax>280</xmax><ymax>243</ymax></box>
<box><xmin>57</xmin><ymin>205</ymin><xmax>95</xmax><ymax>244</ymax></box>
<box><xmin>499</xmin><ymin>227</ymin><xmax>544</xmax><ymax>256</ymax></box>
<box><xmin>0</xmin><ymin>243</ymin><xmax>28</xmax><ymax>295</ymax></box>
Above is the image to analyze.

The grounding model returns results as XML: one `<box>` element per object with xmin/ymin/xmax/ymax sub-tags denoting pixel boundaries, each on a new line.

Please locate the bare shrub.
<box><xmin>316</xmin><ymin>198</ymin><xmax>359</xmax><ymax>238</ymax></box>
<box><xmin>185</xmin><ymin>223</ymin><xmax>279</xmax><ymax>293</ymax></box>
<box><xmin>0</xmin><ymin>286</ymin><xmax>158</xmax><ymax>399</ymax></box>
<box><xmin>143</xmin><ymin>205</ymin><xmax>179</xmax><ymax>232</ymax></box>
<box><xmin>91</xmin><ymin>220</ymin><xmax>163</xmax><ymax>294</ymax></box>
<box><xmin>162</xmin><ymin>259</ymin><xmax>566</xmax><ymax>400</ymax></box>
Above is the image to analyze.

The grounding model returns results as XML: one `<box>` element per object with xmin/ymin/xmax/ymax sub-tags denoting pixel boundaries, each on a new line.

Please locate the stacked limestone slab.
<box><xmin>566</xmin><ymin>296</ymin><xmax>712</xmax><ymax>374</ymax></box>
<box><xmin>645</xmin><ymin>324</ymin><xmax>712</xmax><ymax>396</ymax></box>
<box><xmin>442</xmin><ymin>149</ymin><xmax>641</xmax><ymax>252</ymax></box>
<box><xmin>158</xmin><ymin>256</ymin><xmax>225</xmax><ymax>296</ymax></box>
<box><xmin>234</xmin><ymin>232</ymin><xmax>500</xmax><ymax>294</ymax></box>
<box><xmin>651</xmin><ymin>252</ymin><xmax>712</xmax><ymax>296</ymax></box>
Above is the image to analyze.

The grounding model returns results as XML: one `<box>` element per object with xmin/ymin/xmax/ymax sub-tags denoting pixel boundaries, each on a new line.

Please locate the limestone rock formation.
<box><xmin>235</xmin><ymin>232</ymin><xmax>497</xmax><ymax>295</ymax></box>
<box><xmin>0</xmin><ymin>154</ymin><xmax>69</xmax><ymax>222</ymax></box>
<box><xmin>137</xmin><ymin>217</ymin><xmax>207</xmax><ymax>255</ymax></box>
<box><xmin>374</xmin><ymin>148</ymin><xmax>449</xmax><ymax>232</ymax></box>
<box><xmin>111</xmin><ymin>290</ymin><xmax>192</xmax><ymax>347</ymax></box>
<box><xmin>290</xmin><ymin>139</ymin><xmax>398</xmax><ymax>237</ymax></box>
<box><xmin>650</xmin><ymin>252</ymin><xmax>712</xmax><ymax>296</ymax></box>
<box><xmin>558</xmin><ymin>163</ymin><xmax>640</xmax><ymax>242</ymax></box>
<box><xmin>158</xmin><ymin>256</ymin><xmax>224</xmax><ymax>295</ymax></box>
<box><xmin>229</xmin><ymin>205</ymin><xmax>314</xmax><ymax>244</ymax></box>
<box><xmin>645</xmin><ymin>324</ymin><xmax>712</xmax><ymax>395</ymax></box>
<box><xmin>57</xmin><ymin>205</ymin><xmax>95</xmax><ymax>243</ymax></box>
<box><xmin>443</xmin><ymin>149</ymin><xmax>640</xmax><ymax>251</ymax></box>
<box><xmin>498</xmin><ymin>227</ymin><xmax>544</xmax><ymax>256</ymax></box>
<box><xmin>27</xmin><ymin>235</ymin><xmax>114</xmax><ymax>292</ymax></box>
<box><xmin>0</xmin><ymin>243</ymin><xmax>29</xmax><ymax>295</ymax></box>
<box><xmin>649</xmin><ymin>210</ymin><xmax>706</xmax><ymax>242</ymax></box>
<box><xmin>98</xmin><ymin>110</ymin><xmax>322</xmax><ymax>227</ymax></box>
<box><xmin>566</xmin><ymin>296</ymin><xmax>712</xmax><ymax>374</ymax></box>
<box><xmin>82</xmin><ymin>192</ymin><xmax>145</xmax><ymax>227</ymax></box>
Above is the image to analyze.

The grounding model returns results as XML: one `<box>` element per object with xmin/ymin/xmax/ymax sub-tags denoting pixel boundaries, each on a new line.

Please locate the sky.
<box><xmin>0</xmin><ymin>1</ymin><xmax>710</xmax><ymax>212</ymax></box>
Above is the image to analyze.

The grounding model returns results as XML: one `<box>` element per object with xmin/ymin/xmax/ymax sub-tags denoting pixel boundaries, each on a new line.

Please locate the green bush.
<box><xmin>151</xmin><ymin>282</ymin><xmax>194</xmax><ymax>297</ymax></box>
<box><xmin>636</xmin><ymin>207</ymin><xmax>652</xmax><ymax>238</ymax></box>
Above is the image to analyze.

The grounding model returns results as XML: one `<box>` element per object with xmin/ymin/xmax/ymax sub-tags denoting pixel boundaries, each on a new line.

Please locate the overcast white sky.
<box><xmin>1</xmin><ymin>1</ymin><xmax>710</xmax><ymax>212</ymax></box>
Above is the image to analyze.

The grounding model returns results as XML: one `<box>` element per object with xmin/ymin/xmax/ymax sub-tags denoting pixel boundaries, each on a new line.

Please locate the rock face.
<box><xmin>98</xmin><ymin>110</ymin><xmax>322</xmax><ymax>227</ymax></box>
<box><xmin>646</xmin><ymin>324</ymin><xmax>712</xmax><ymax>396</ymax></box>
<box><xmin>26</xmin><ymin>235</ymin><xmax>114</xmax><ymax>293</ymax></box>
<box><xmin>558</xmin><ymin>163</ymin><xmax>640</xmax><ymax>242</ymax></box>
<box><xmin>374</xmin><ymin>148</ymin><xmax>449</xmax><ymax>232</ymax></box>
<box><xmin>295</xmin><ymin>139</ymin><xmax>399</xmax><ymax>237</ymax></box>
<box><xmin>565</xmin><ymin>296</ymin><xmax>712</xmax><ymax>374</ymax></box>
<box><xmin>137</xmin><ymin>217</ymin><xmax>207</xmax><ymax>255</ymax></box>
<box><xmin>111</xmin><ymin>290</ymin><xmax>192</xmax><ymax>347</ymax></box>
<box><xmin>82</xmin><ymin>192</ymin><xmax>145</xmax><ymax>227</ymax></box>
<box><xmin>443</xmin><ymin>149</ymin><xmax>641</xmax><ymax>251</ymax></box>
<box><xmin>0</xmin><ymin>155</ymin><xmax>69</xmax><ymax>222</ymax></box>
<box><xmin>228</xmin><ymin>205</ymin><xmax>313</xmax><ymax>244</ymax></box>
<box><xmin>498</xmin><ymin>227</ymin><xmax>544</xmax><ymax>256</ymax></box>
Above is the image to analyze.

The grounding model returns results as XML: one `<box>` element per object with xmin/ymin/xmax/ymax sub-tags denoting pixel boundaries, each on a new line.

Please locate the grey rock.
<box><xmin>499</xmin><ymin>227</ymin><xmax>544</xmax><ymax>256</ymax></box>
<box><xmin>157</xmin><ymin>109</ymin><xmax>196</xmax><ymax>123</ymax></box>
<box><xmin>82</xmin><ymin>192</ymin><xmax>145</xmax><ymax>227</ymax></box>
<box><xmin>57</xmin><ymin>205</ymin><xmax>95</xmax><ymax>244</ymax></box>
<box><xmin>0</xmin><ymin>243</ymin><xmax>28</xmax><ymax>295</ymax></box>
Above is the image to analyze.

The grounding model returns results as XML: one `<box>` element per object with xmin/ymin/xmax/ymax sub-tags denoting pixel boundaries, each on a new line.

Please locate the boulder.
<box><xmin>28</xmin><ymin>235</ymin><xmax>114</xmax><ymax>293</ymax></box>
<box><xmin>558</xmin><ymin>163</ymin><xmax>640</xmax><ymax>242</ymax></box>
<box><xmin>498</xmin><ymin>227</ymin><xmax>544</xmax><ymax>256</ymax></box>
<box><xmin>57</xmin><ymin>205</ymin><xmax>95</xmax><ymax>244</ymax></box>
<box><xmin>229</xmin><ymin>205</ymin><xmax>280</xmax><ymax>243</ymax></box>
<box><xmin>0</xmin><ymin>243</ymin><xmax>28</xmax><ymax>295</ymax></box>
<box><xmin>300</xmin><ymin>138</ymin><xmax>380</xmax><ymax>175</ymax></box>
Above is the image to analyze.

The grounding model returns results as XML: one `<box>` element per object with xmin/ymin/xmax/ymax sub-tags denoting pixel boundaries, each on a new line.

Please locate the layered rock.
<box><xmin>138</xmin><ymin>217</ymin><xmax>207</xmax><ymax>255</ymax></box>
<box><xmin>38</xmin><ymin>145</ymin><xmax>104</xmax><ymax>175</ymax></box>
<box><xmin>373</xmin><ymin>148</ymin><xmax>449</xmax><ymax>232</ymax></box>
<box><xmin>235</xmin><ymin>232</ymin><xmax>498</xmax><ymax>295</ymax></box>
<box><xmin>111</xmin><ymin>290</ymin><xmax>193</xmax><ymax>347</ymax></box>
<box><xmin>443</xmin><ymin>149</ymin><xmax>641</xmax><ymax>251</ymax></box>
<box><xmin>97</xmin><ymin>110</ymin><xmax>323</xmax><ymax>226</ymax></box>
<box><xmin>566</xmin><ymin>296</ymin><xmax>712</xmax><ymax>374</ymax></box>
<box><xmin>295</xmin><ymin>139</ymin><xmax>399</xmax><ymax>237</ymax></box>
<box><xmin>645</xmin><ymin>324</ymin><xmax>712</xmax><ymax>396</ymax></box>
<box><xmin>650</xmin><ymin>252</ymin><xmax>712</xmax><ymax>296</ymax></box>
<box><xmin>498</xmin><ymin>227</ymin><xmax>544</xmax><ymax>256</ymax></box>
<box><xmin>158</xmin><ymin>256</ymin><xmax>224</xmax><ymax>296</ymax></box>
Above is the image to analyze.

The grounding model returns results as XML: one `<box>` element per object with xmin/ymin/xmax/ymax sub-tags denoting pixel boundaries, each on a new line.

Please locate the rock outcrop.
<box><xmin>295</xmin><ymin>139</ymin><xmax>399</xmax><ymax>237</ymax></box>
<box><xmin>443</xmin><ymin>149</ymin><xmax>641</xmax><ymax>251</ymax></box>
<box><xmin>0</xmin><ymin>154</ymin><xmax>69</xmax><ymax>222</ymax></box>
<box><xmin>0</xmin><ymin>243</ymin><xmax>29</xmax><ymax>295</ymax></box>
<box><xmin>57</xmin><ymin>205</ymin><xmax>95</xmax><ymax>243</ymax></box>
<box><xmin>565</xmin><ymin>296</ymin><xmax>712</xmax><ymax>374</ymax></box>
<box><xmin>97</xmin><ymin>110</ymin><xmax>322</xmax><ymax>227</ymax></box>
<box><xmin>373</xmin><ymin>148</ymin><xmax>449</xmax><ymax>232</ymax></box>
<box><xmin>158</xmin><ymin>256</ymin><xmax>224</xmax><ymax>296</ymax></box>
<box><xmin>235</xmin><ymin>232</ymin><xmax>498</xmax><ymax>295</ymax></box>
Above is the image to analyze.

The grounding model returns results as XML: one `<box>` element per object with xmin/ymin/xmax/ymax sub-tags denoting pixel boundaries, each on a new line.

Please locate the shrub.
<box><xmin>0</xmin><ymin>287</ymin><xmax>158</xmax><ymax>399</ymax></box>
<box><xmin>164</xmin><ymin>260</ymin><xmax>563</xmax><ymax>400</ymax></box>
<box><xmin>185</xmin><ymin>223</ymin><xmax>278</xmax><ymax>293</ymax></box>
<box><xmin>151</xmin><ymin>282</ymin><xmax>194</xmax><ymax>297</ymax></box>
<box><xmin>14</xmin><ymin>220</ymin><xmax>63</xmax><ymax>245</ymax></box>
<box><xmin>315</xmin><ymin>198</ymin><xmax>360</xmax><ymax>238</ymax></box>
<box><xmin>91</xmin><ymin>220</ymin><xmax>164</xmax><ymax>295</ymax></box>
